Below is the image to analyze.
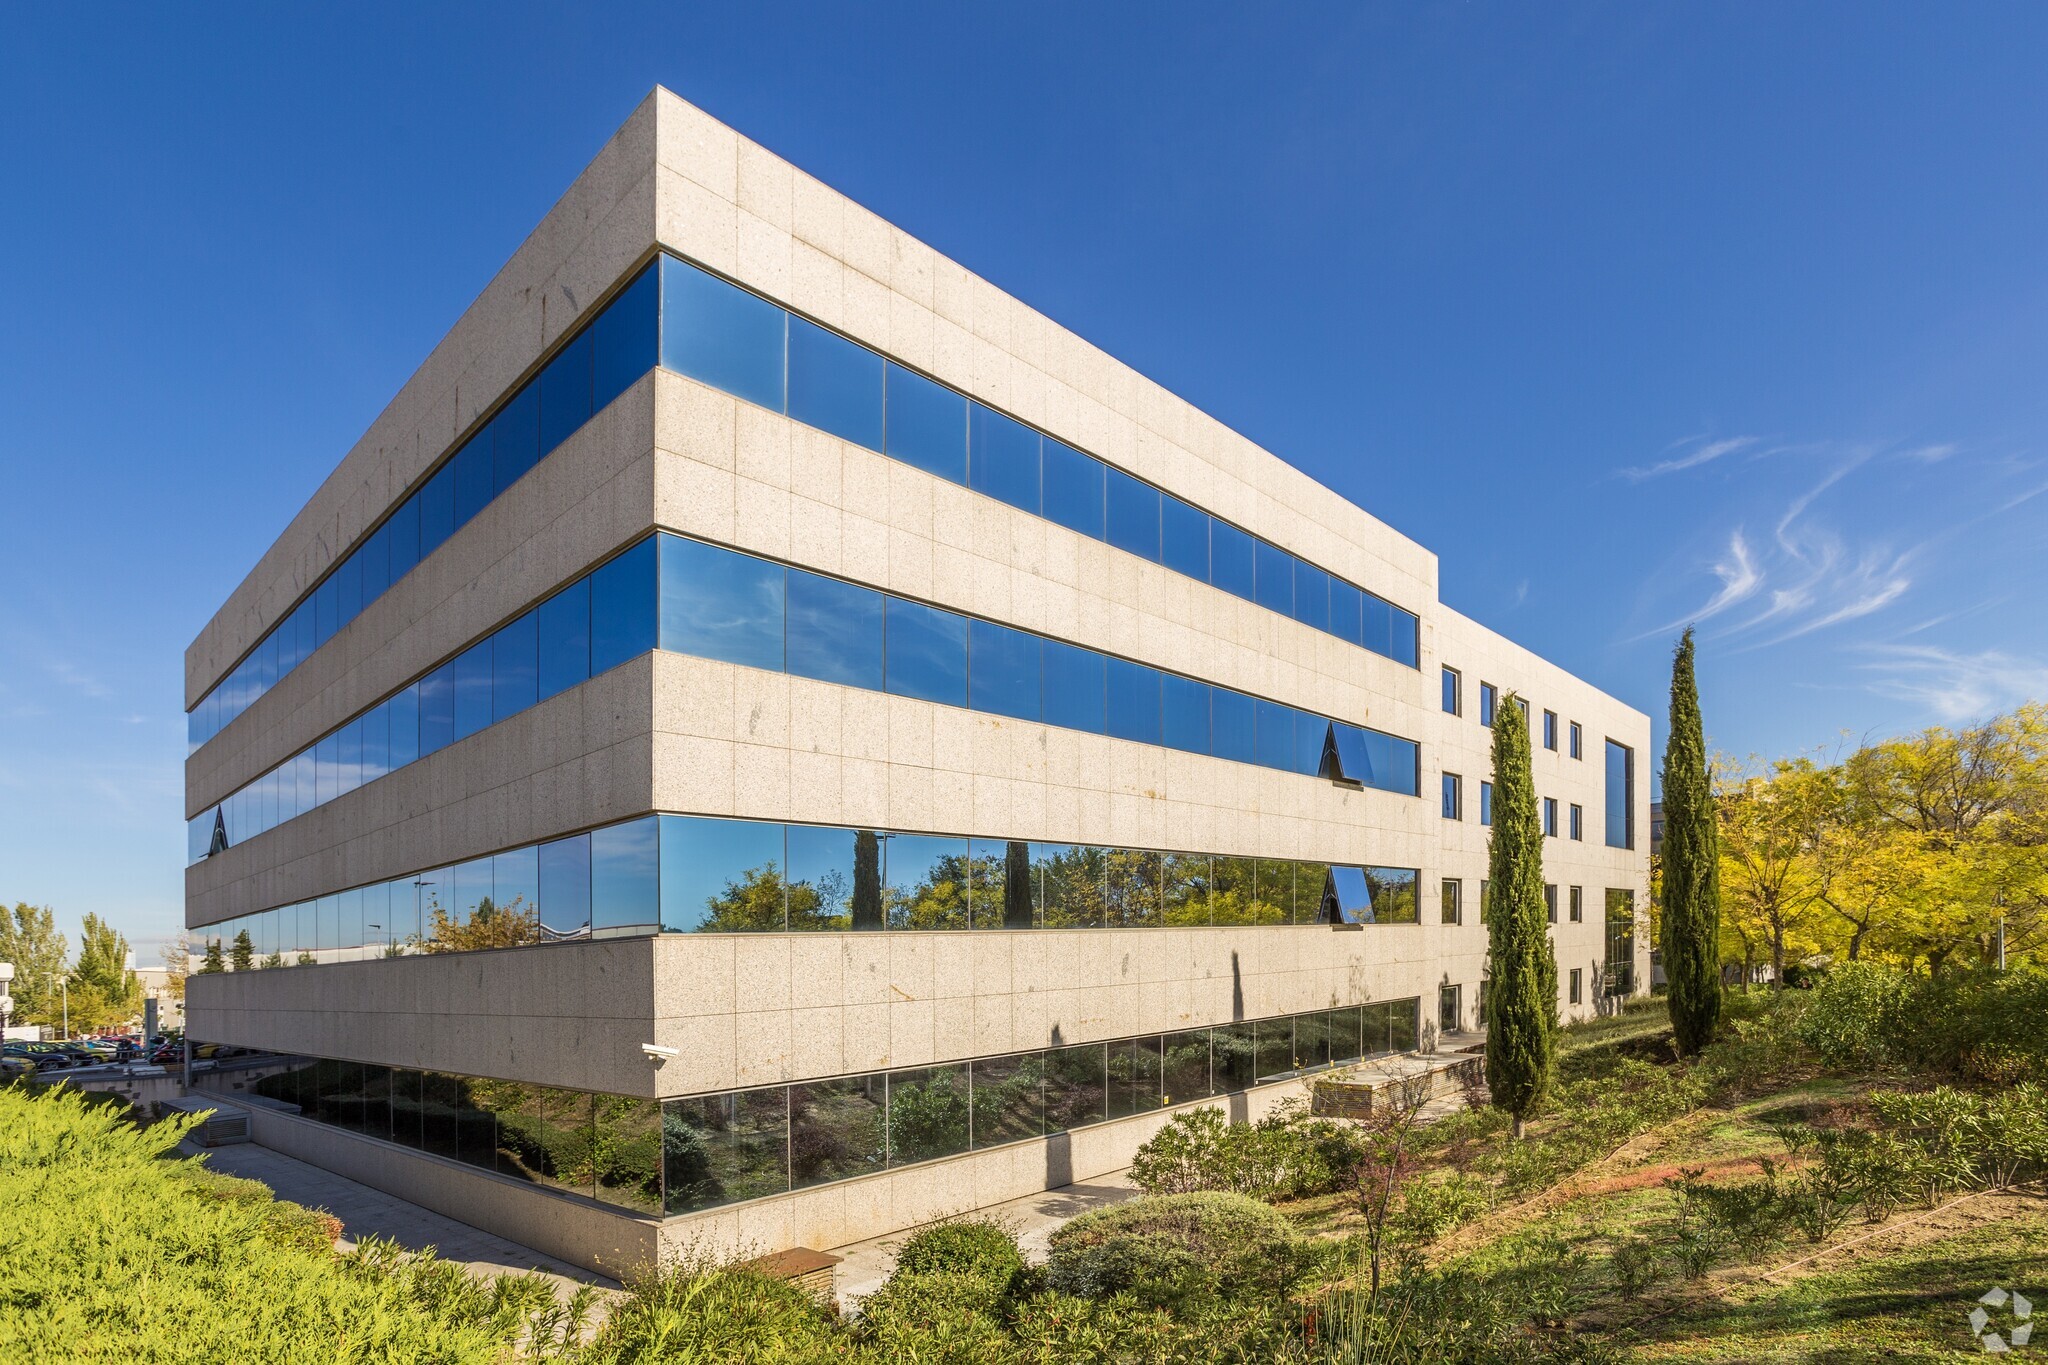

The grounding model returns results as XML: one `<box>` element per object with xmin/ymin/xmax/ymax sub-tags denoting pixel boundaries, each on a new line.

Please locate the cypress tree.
<box><xmin>1662</xmin><ymin>628</ymin><xmax>1724</xmax><ymax>1055</ymax></box>
<box><xmin>1484</xmin><ymin>693</ymin><xmax>1555</xmax><ymax>1137</ymax></box>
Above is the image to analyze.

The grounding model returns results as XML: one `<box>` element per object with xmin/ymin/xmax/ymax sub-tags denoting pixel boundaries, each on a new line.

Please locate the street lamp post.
<box><xmin>44</xmin><ymin>972</ymin><xmax>69</xmax><ymax>1039</ymax></box>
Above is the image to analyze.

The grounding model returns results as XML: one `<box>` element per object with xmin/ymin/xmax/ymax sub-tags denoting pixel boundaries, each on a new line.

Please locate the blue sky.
<box><xmin>4</xmin><ymin>4</ymin><xmax>2046</xmax><ymax>963</ymax></box>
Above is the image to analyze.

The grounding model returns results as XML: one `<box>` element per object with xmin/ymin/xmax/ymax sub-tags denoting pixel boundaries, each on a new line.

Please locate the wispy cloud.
<box><xmin>1619</xmin><ymin>435</ymin><xmax>1758</xmax><ymax>482</ymax></box>
<box><xmin>43</xmin><ymin>659</ymin><xmax>111</xmax><ymax>701</ymax></box>
<box><xmin>1510</xmin><ymin>580</ymin><xmax>1529</xmax><ymax>608</ymax></box>
<box><xmin>1856</xmin><ymin>644</ymin><xmax>2048</xmax><ymax>723</ymax></box>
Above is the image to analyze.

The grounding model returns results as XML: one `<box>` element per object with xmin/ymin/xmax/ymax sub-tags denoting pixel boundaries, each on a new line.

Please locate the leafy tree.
<box><xmin>161</xmin><ymin>933</ymin><xmax>191</xmax><ymax>1001</ymax></box>
<box><xmin>1662</xmin><ymin>629</ymin><xmax>1723</xmax><ymax>1055</ymax></box>
<box><xmin>69</xmin><ymin>913</ymin><xmax>142</xmax><ymax>1026</ymax></box>
<box><xmin>0</xmin><ymin>902</ymin><xmax>68</xmax><ymax>1027</ymax></box>
<box><xmin>1719</xmin><ymin>758</ymin><xmax>1843</xmax><ymax>988</ymax></box>
<box><xmin>1483</xmin><ymin>693</ymin><xmax>1555</xmax><ymax>1137</ymax></box>
<box><xmin>230</xmin><ymin>929</ymin><xmax>254</xmax><ymax>972</ymax></box>
<box><xmin>416</xmin><ymin>896</ymin><xmax>537</xmax><ymax>954</ymax></box>
<box><xmin>851</xmin><ymin>831</ymin><xmax>883</xmax><ymax>930</ymax></box>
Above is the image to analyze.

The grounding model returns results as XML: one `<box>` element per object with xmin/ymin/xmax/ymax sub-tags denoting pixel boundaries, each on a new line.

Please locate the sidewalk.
<box><xmin>183</xmin><ymin>1137</ymin><xmax>620</xmax><ymax>1297</ymax></box>
<box><xmin>828</xmin><ymin>1168</ymin><xmax>1142</xmax><ymax>1305</ymax></box>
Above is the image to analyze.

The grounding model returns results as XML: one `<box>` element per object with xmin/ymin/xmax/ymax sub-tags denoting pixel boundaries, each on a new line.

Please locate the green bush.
<box><xmin>584</xmin><ymin>1261</ymin><xmax>841</xmax><ymax>1363</ymax></box>
<box><xmin>0</xmin><ymin>1084</ymin><xmax>580</xmax><ymax>1363</ymax></box>
<box><xmin>1126</xmin><ymin>1105</ymin><xmax>1366</xmax><ymax>1203</ymax></box>
<box><xmin>1392</xmin><ymin>1171</ymin><xmax>1492</xmax><ymax>1244</ymax></box>
<box><xmin>853</xmin><ymin>1270</ymin><xmax>1013</xmax><ymax>1362</ymax></box>
<box><xmin>891</xmin><ymin>1219</ymin><xmax>1025</xmax><ymax>1295</ymax></box>
<box><xmin>1045</xmin><ymin>1192</ymin><xmax>1307</xmax><ymax>1313</ymax></box>
<box><xmin>1797</xmin><ymin>962</ymin><xmax>1909</xmax><ymax>1068</ymax></box>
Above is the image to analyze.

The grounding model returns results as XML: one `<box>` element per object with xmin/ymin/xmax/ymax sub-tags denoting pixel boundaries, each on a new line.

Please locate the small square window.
<box><xmin>1479</xmin><ymin>781</ymin><xmax>1494</xmax><ymax>826</ymax></box>
<box><xmin>1479</xmin><ymin>683</ymin><xmax>1497</xmax><ymax>727</ymax></box>
<box><xmin>1569</xmin><ymin>968</ymin><xmax>1583</xmax><ymax>1005</ymax></box>
<box><xmin>1543</xmin><ymin>709</ymin><xmax>1558</xmax><ymax>751</ymax></box>
<box><xmin>1544</xmin><ymin>884</ymin><xmax>1557</xmax><ymax>924</ymax></box>
<box><xmin>1543</xmin><ymin>797</ymin><xmax>1558</xmax><ymax>837</ymax></box>
<box><xmin>1440</xmin><ymin>878</ymin><xmax>1462</xmax><ymax>925</ymax></box>
<box><xmin>1569</xmin><ymin>721</ymin><xmax>1583</xmax><ymax>759</ymax></box>
<box><xmin>1442</xmin><ymin>666</ymin><xmax>1461</xmax><ymax>716</ymax></box>
<box><xmin>1570</xmin><ymin>803</ymin><xmax>1584</xmax><ymax>841</ymax></box>
<box><xmin>1569</xmin><ymin>886</ymin><xmax>1583</xmax><ymax>922</ymax></box>
<box><xmin>1441</xmin><ymin>772</ymin><xmax>1462</xmax><ymax>821</ymax></box>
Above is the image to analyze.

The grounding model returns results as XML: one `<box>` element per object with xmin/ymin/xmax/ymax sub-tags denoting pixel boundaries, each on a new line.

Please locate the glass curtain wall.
<box><xmin>192</xmin><ymin>996</ymin><xmax>1419</xmax><ymax>1220</ymax></box>
<box><xmin>192</xmin><ymin>532</ymin><xmax>1422</xmax><ymax>863</ymax></box>
<box><xmin>193</xmin><ymin>811</ymin><xmax>1423</xmax><ymax>961</ymax></box>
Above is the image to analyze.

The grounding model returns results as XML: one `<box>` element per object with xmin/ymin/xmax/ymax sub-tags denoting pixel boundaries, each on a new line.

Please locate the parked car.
<box><xmin>4</xmin><ymin>1042</ymin><xmax>75</xmax><ymax>1070</ymax></box>
<box><xmin>1</xmin><ymin>1055</ymin><xmax>34</xmax><ymax>1080</ymax></box>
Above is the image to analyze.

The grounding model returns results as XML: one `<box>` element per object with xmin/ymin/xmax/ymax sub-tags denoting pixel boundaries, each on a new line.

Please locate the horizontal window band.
<box><xmin>186</xmin><ymin>994</ymin><xmax>1423</xmax><ymax>1219</ymax></box>
<box><xmin>193</xmin><ymin>251</ymin><xmax>1423</xmax><ymax>758</ymax></box>
<box><xmin>189</xmin><ymin>531</ymin><xmax>1421</xmax><ymax>865</ymax></box>
<box><xmin>188</xmin><ymin>810</ymin><xmax>1426</xmax><ymax>959</ymax></box>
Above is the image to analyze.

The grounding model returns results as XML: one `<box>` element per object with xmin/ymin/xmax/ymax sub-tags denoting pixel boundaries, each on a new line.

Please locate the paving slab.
<box><xmin>182</xmin><ymin>1137</ymin><xmax>620</xmax><ymax>1297</ymax></box>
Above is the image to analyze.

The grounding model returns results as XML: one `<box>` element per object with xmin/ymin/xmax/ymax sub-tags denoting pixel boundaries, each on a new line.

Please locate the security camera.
<box><xmin>641</xmin><ymin>1043</ymin><xmax>679</xmax><ymax>1061</ymax></box>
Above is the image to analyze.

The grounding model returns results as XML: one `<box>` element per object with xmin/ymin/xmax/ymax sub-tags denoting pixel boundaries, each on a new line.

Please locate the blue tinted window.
<box><xmin>659</xmin><ymin>536</ymin><xmax>785</xmax><ymax>672</ymax></box>
<box><xmin>315</xmin><ymin>731</ymin><xmax>340</xmax><ymax>805</ymax></box>
<box><xmin>388</xmin><ymin>684</ymin><xmax>420</xmax><ymax>768</ymax></box>
<box><xmin>591</xmin><ymin>539</ymin><xmax>657</xmax><ymax>675</ymax></box>
<box><xmin>364</xmin><ymin>713</ymin><xmax>393</xmax><ymax>790</ymax></box>
<box><xmin>539</xmin><ymin>331</ymin><xmax>594</xmax><ymax>457</ymax></box>
<box><xmin>1479</xmin><ymin>683</ymin><xmax>1497</xmax><ymax>727</ymax></box>
<box><xmin>592</xmin><ymin>264</ymin><xmax>658</xmax><ymax>413</ymax></box>
<box><xmin>660</xmin><ymin>258</ymin><xmax>786</xmax><ymax>411</ymax></box>
<box><xmin>1043</xmin><ymin>440</ymin><xmax>1104</xmax><ymax>539</ymax></box>
<box><xmin>337</xmin><ymin>546</ymin><xmax>363</xmax><ymax>625</ymax></box>
<box><xmin>1042</xmin><ymin>641</ymin><xmax>1106</xmax><ymax>734</ymax></box>
<box><xmin>1298</xmin><ymin>710</ymin><xmax>1329</xmax><ymax>776</ymax></box>
<box><xmin>1390</xmin><ymin>607</ymin><xmax>1421</xmax><ymax>667</ymax></box>
<box><xmin>1253</xmin><ymin>541</ymin><xmax>1292</xmax><ymax>615</ymax></box>
<box><xmin>1293</xmin><ymin>561</ymin><xmax>1331</xmax><ymax>632</ymax></box>
<box><xmin>387</xmin><ymin>496</ymin><xmax>420</xmax><ymax>582</ymax></box>
<box><xmin>451</xmin><ymin>435</ymin><xmax>492</xmax><ymax>529</ymax></box>
<box><xmin>314</xmin><ymin>576</ymin><xmax>338</xmax><ymax>648</ymax></box>
<box><xmin>418</xmin><ymin>465</ymin><xmax>455</xmax><ymax>560</ymax></box>
<box><xmin>1211</xmin><ymin>689</ymin><xmax>1255</xmax><ymax>763</ymax></box>
<box><xmin>359</xmin><ymin>525</ymin><xmax>390</xmax><ymax>604</ymax></box>
<box><xmin>787</xmin><ymin>317</ymin><xmax>883</xmax><ymax>451</ymax></box>
<box><xmin>537</xmin><ymin>834</ymin><xmax>592</xmax><ymax>942</ymax></box>
<box><xmin>1480</xmin><ymin>781</ymin><xmax>1494</xmax><ymax>825</ymax></box>
<box><xmin>1605</xmin><ymin>740</ymin><xmax>1634</xmax><ymax>849</ymax></box>
<box><xmin>1106</xmin><ymin>659</ymin><xmax>1161</xmax><ymax>744</ymax></box>
<box><xmin>493</xmin><ymin>386</ymin><xmax>540</xmax><ymax>495</ymax></box>
<box><xmin>787</xmin><ymin>570</ymin><xmax>883</xmax><ymax>690</ymax></box>
<box><xmin>884</xmin><ymin>364</ymin><xmax>966</xmax><ymax>484</ymax></box>
<box><xmin>1211</xmin><ymin>522</ymin><xmax>1254</xmax><ymax>600</ymax></box>
<box><xmin>1161</xmin><ymin>496</ymin><xmax>1208</xmax><ymax>581</ymax></box>
<box><xmin>537</xmin><ymin>579</ymin><xmax>591</xmax><ymax>702</ymax></box>
<box><xmin>1161</xmin><ymin>674</ymin><xmax>1211</xmax><ymax>754</ymax></box>
<box><xmin>968</xmin><ymin>404</ymin><xmax>1040</xmax><ymax>514</ymax></box>
<box><xmin>337</xmin><ymin>719</ymin><xmax>362</xmax><ymax>798</ymax></box>
<box><xmin>1362</xmin><ymin>594</ymin><xmax>1393</xmax><ymax>659</ymax></box>
<box><xmin>494</xmin><ymin>611</ymin><xmax>538</xmax><ymax>721</ymax></box>
<box><xmin>1254</xmin><ymin>699</ymin><xmax>1294</xmax><ymax>770</ymax></box>
<box><xmin>661</xmin><ymin>816</ymin><xmax>787</xmax><ymax>932</ymax></box>
<box><xmin>292</xmin><ymin>602</ymin><xmax>314</xmax><ymax>673</ymax></box>
<box><xmin>1105</xmin><ymin>469</ymin><xmax>1161</xmax><ymax>563</ymax></box>
<box><xmin>969</xmin><ymin>620</ymin><xmax>1040</xmax><ymax>721</ymax></box>
<box><xmin>884</xmin><ymin>598</ymin><xmax>968</xmax><ymax>707</ymax></box>
<box><xmin>452</xmin><ymin>641</ymin><xmax>493</xmax><ymax>742</ymax></box>
<box><xmin>1331</xmin><ymin>580</ymin><xmax>1364</xmax><ymax>647</ymax></box>
<box><xmin>591</xmin><ymin>817</ymin><xmax>660</xmax><ymax>935</ymax></box>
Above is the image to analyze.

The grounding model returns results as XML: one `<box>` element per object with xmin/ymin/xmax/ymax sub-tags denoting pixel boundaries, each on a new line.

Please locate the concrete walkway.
<box><xmin>183</xmin><ymin>1138</ymin><xmax>620</xmax><ymax>1297</ymax></box>
<box><xmin>829</xmin><ymin>1168</ymin><xmax>1143</xmax><ymax>1305</ymax></box>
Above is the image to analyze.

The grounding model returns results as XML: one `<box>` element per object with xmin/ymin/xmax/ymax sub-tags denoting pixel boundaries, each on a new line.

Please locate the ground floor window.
<box><xmin>189</xmin><ymin>996</ymin><xmax>1420</xmax><ymax>1220</ymax></box>
<box><xmin>1604</xmin><ymin>889</ymin><xmax>1636</xmax><ymax>996</ymax></box>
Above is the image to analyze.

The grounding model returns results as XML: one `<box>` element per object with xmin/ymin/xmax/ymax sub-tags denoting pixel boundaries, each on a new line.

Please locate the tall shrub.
<box><xmin>1485</xmin><ymin>693</ymin><xmax>1555</xmax><ymax>1137</ymax></box>
<box><xmin>1663</xmin><ymin>628</ymin><xmax>1724</xmax><ymax>1055</ymax></box>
